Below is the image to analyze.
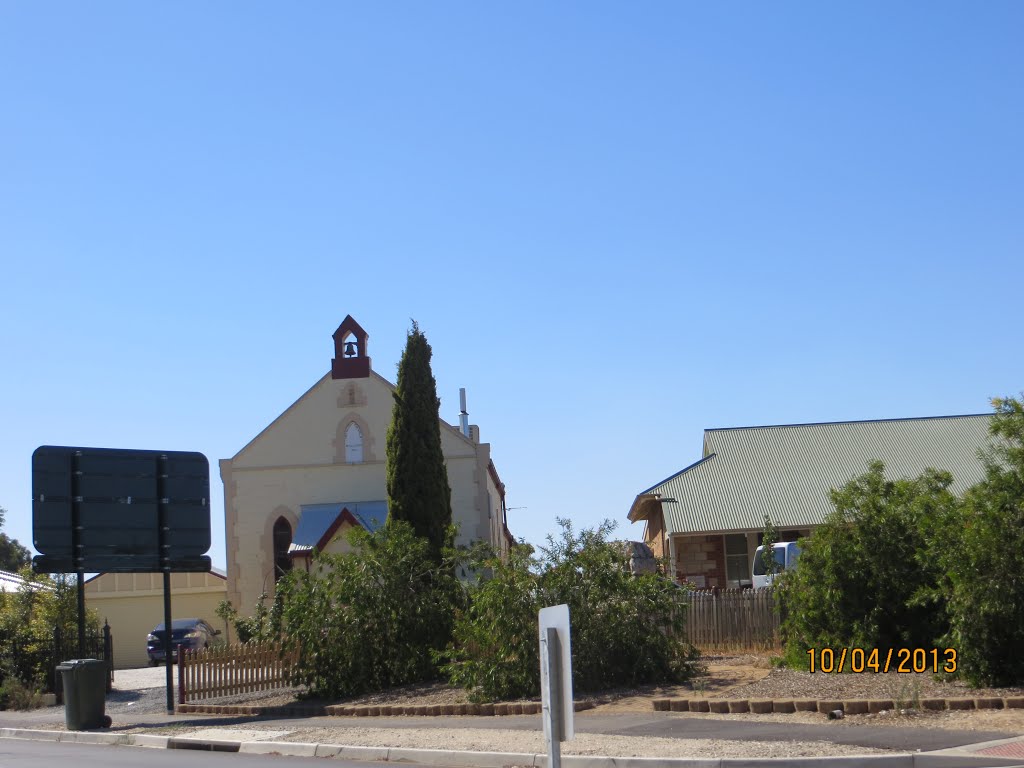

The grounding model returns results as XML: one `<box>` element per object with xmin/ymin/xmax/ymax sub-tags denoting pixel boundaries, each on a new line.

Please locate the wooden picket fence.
<box><xmin>681</xmin><ymin>588</ymin><xmax>780</xmax><ymax>651</ymax></box>
<box><xmin>178</xmin><ymin>641</ymin><xmax>299</xmax><ymax>702</ymax></box>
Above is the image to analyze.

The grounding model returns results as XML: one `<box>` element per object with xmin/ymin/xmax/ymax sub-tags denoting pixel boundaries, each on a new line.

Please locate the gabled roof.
<box><xmin>0</xmin><ymin>569</ymin><xmax>26</xmax><ymax>593</ymax></box>
<box><xmin>1</xmin><ymin>570</ymin><xmax>54</xmax><ymax>593</ymax></box>
<box><xmin>230</xmin><ymin>370</ymin><xmax>476</xmax><ymax>463</ymax></box>
<box><xmin>633</xmin><ymin>414</ymin><xmax>995</xmax><ymax>536</ymax></box>
<box><xmin>289</xmin><ymin>501</ymin><xmax>388</xmax><ymax>555</ymax></box>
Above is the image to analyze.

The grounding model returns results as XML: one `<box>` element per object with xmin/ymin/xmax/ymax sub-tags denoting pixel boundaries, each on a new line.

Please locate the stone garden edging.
<box><xmin>174</xmin><ymin>700</ymin><xmax>597</xmax><ymax>717</ymax></box>
<box><xmin>652</xmin><ymin>696</ymin><xmax>1024</xmax><ymax>715</ymax></box>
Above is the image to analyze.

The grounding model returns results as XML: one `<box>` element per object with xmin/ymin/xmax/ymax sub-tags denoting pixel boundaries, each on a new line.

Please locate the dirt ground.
<box><xmin>166</xmin><ymin>651</ymin><xmax>1024</xmax><ymax>734</ymax></box>
<box><xmin>585</xmin><ymin>651</ymin><xmax>1024</xmax><ymax>733</ymax></box>
<box><xmin>587</xmin><ymin>653</ymin><xmax>773</xmax><ymax>713</ymax></box>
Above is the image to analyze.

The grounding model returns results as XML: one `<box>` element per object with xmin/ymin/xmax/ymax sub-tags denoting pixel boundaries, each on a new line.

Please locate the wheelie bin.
<box><xmin>56</xmin><ymin>659</ymin><xmax>111</xmax><ymax>730</ymax></box>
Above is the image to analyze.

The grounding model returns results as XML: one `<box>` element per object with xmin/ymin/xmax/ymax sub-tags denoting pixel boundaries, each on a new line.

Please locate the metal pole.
<box><xmin>76</xmin><ymin>572</ymin><xmax>86</xmax><ymax>657</ymax></box>
<box><xmin>158</xmin><ymin>455</ymin><xmax>174</xmax><ymax>714</ymax></box>
<box><xmin>71</xmin><ymin>450</ymin><xmax>86</xmax><ymax>657</ymax></box>
<box><xmin>163</xmin><ymin>571</ymin><xmax>173</xmax><ymax>712</ymax></box>
<box><xmin>541</xmin><ymin>626</ymin><xmax>562</xmax><ymax>768</ymax></box>
<box><xmin>103</xmin><ymin>620</ymin><xmax>113</xmax><ymax>692</ymax></box>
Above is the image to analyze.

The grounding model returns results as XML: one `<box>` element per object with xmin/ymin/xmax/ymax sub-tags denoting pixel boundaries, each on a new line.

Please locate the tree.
<box><xmin>0</xmin><ymin>569</ymin><xmax>98</xmax><ymax>693</ymax></box>
<box><xmin>386</xmin><ymin>321</ymin><xmax>453</xmax><ymax>561</ymax></box>
<box><xmin>780</xmin><ymin>461</ymin><xmax>957</xmax><ymax>663</ymax></box>
<box><xmin>942</xmin><ymin>396</ymin><xmax>1024</xmax><ymax>685</ymax></box>
<box><xmin>0</xmin><ymin>507</ymin><xmax>31</xmax><ymax>573</ymax></box>
<box><xmin>759</xmin><ymin>512</ymin><xmax>782</xmax><ymax>581</ymax></box>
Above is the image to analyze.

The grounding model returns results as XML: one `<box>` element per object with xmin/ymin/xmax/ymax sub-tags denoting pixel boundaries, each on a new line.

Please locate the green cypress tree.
<box><xmin>386</xmin><ymin>321</ymin><xmax>453</xmax><ymax>561</ymax></box>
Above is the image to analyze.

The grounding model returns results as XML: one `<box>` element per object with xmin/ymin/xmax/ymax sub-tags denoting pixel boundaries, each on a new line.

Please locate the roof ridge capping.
<box><xmin>705</xmin><ymin>412</ymin><xmax>992</xmax><ymax>433</ymax></box>
<box><xmin>638</xmin><ymin>453</ymin><xmax>717</xmax><ymax>496</ymax></box>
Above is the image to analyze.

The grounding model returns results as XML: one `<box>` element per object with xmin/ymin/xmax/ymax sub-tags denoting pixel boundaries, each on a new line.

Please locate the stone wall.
<box><xmin>674</xmin><ymin>534</ymin><xmax>726</xmax><ymax>588</ymax></box>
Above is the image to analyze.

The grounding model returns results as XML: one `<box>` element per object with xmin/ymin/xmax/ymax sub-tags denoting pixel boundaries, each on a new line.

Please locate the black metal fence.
<box><xmin>50</xmin><ymin>623</ymin><xmax>114</xmax><ymax>702</ymax></box>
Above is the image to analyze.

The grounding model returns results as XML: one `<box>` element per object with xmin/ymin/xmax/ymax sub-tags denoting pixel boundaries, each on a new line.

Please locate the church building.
<box><xmin>220</xmin><ymin>316</ymin><xmax>512</xmax><ymax>613</ymax></box>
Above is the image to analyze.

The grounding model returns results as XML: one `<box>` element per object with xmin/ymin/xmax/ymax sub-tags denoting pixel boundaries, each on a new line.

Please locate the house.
<box><xmin>220</xmin><ymin>315</ymin><xmax>512</xmax><ymax>613</ymax></box>
<box><xmin>627</xmin><ymin>414</ymin><xmax>993</xmax><ymax>589</ymax></box>
<box><xmin>84</xmin><ymin>569</ymin><xmax>228</xmax><ymax>669</ymax></box>
<box><xmin>0</xmin><ymin>569</ymin><xmax>31</xmax><ymax>593</ymax></box>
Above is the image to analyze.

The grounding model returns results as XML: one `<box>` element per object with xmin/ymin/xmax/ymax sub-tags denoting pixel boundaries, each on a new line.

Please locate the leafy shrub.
<box><xmin>941</xmin><ymin>397</ymin><xmax>1024</xmax><ymax>686</ymax></box>
<box><xmin>0</xmin><ymin>677</ymin><xmax>44</xmax><ymax>710</ymax></box>
<box><xmin>442</xmin><ymin>519</ymin><xmax>700</xmax><ymax>701</ymax></box>
<box><xmin>780</xmin><ymin>461</ymin><xmax>957</xmax><ymax>665</ymax></box>
<box><xmin>0</xmin><ymin>570</ymin><xmax>97</xmax><ymax>691</ymax></box>
<box><xmin>441</xmin><ymin>544</ymin><xmax>540</xmax><ymax>701</ymax></box>
<box><xmin>225</xmin><ymin>590</ymin><xmax>284</xmax><ymax>645</ymax></box>
<box><xmin>275</xmin><ymin>520</ymin><xmax>463</xmax><ymax>698</ymax></box>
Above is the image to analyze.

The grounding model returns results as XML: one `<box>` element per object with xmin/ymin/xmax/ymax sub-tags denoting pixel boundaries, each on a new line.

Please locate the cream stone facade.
<box><xmin>84</xmin><ymin>570</ymin><xmax>228</xmax><ymax>669</ymax></box>
<box><xmin>221</xmin><ymin>316</ymin><xmax>512</xmax><ymax>613</ymax></box>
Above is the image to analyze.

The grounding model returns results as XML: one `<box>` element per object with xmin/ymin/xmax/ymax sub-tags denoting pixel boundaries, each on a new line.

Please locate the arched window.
<box><xmin>345</xmin><ymin>422</ymin><xmax>363</xmax><ymax>463</ymax></box>
<box><xmin>272</xmin><ymin>517</ymin><xmax>292</xmax><ymax>582</ymax></box>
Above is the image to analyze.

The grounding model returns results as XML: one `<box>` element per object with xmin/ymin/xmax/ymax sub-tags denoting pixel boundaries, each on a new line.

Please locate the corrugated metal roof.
<box><xmin>0</xmin><ymin>569</ymin><xmax>25</xmax><ymax>593</ymax></box>
<box><xmin>646</xmin><ymin>414</ymin><xmax>995</xmax><ymax>536</ymax></box>
<box><xmin>0</xmin><ymin>570</ymin><xmax>54</xmax><ymax>593</ymax></box>
<box><xmin>290</xmin><ymin>501</ymin><xmax>388</xmax><ymax>554</ymax></box>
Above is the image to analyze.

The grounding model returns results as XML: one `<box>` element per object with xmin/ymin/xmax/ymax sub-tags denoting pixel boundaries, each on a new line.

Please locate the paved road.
<box><xmin>588</xmin><ymin>712</ymin><xmax>1013</xmax><ymax>752</ymax></box>
<box><xmin>0</xmin><ymin>739</ymin><xmax>421</xmax><ymax>767</ymax></box>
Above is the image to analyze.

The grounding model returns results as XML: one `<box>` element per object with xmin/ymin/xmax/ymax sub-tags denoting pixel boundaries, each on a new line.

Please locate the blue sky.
<box><xmin>1</xmin><ymin>3</ymin><xmax>1021</xmax><ymax>572</ymax></box>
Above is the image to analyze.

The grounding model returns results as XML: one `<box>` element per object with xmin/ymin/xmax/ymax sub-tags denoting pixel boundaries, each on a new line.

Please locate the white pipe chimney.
<box><xmin>459</xmin><ymin>388</ymin><xmax>470</xmax><ymax>437</ymax></box>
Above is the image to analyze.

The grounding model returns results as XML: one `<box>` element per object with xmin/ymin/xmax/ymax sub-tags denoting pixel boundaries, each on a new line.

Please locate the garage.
<box><xmin>84</xmin><ymin>569</ymin><xmax>228</xmax><ymax>669</ymax></box>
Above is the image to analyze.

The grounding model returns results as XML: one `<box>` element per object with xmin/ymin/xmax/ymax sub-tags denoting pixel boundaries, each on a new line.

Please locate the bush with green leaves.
<box><xmin>274</xmin><ymin>520</ymin><xmax>463</xmax><ymax>698</ymax></box>
<box><xmin>0</xmin><ymin>677</ymin><xmax>45</xmax><ymax>710</ymax></box>
<box><xmin>0</xmin><ymin>569</ymin><xmax>97</xmax><ymax>692</ymax></box>
<box><xmin>442</xmin><ymin>519</ymin><xmax>700</xmax><ymax>701</ymax></box>
<box><xmin>780</xmin><ymin>461</ymin><xmax>957</xmax><ymax>665</ymax></box>
<box><xmin>219</xmin><ymin>589</ymin><xmax>285</xmax><ymax>646</ymax></box>
<box><xmin>941</xmin><ymin>397</ymin><xmax>1024</xmax><ymax>686</ymax></box>
<box><xmin>440</xmin><ymin>544</ymin><xmax>541</xmax><ymax>701</ymax></box>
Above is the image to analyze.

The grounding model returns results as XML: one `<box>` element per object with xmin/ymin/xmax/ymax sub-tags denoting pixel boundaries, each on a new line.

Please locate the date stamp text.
<box><xmin>806</xmin><ymin>647</ymin><xmax>957</xmax><ymax>674</ymax></box>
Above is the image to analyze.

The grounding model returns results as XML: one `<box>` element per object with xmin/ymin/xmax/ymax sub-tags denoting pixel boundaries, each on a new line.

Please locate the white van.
<box><xmin>751</xmin><ymin>542</ymin><xmax>801</xmax><ymax>588</ymax></box>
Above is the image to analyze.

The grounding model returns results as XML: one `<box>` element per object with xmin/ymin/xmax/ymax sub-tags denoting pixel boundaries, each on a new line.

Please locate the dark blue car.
<box><xmin>146</xmin><ymin>618</ymin><xmax>221</xmax><ymax>665</ymax></box>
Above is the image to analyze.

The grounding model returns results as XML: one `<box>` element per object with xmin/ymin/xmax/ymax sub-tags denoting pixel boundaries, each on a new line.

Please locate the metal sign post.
<box><xmin>539</xmin><ymin>604</ymin><xmax>574</xmax><ymax>768</ymax></box>
<box><xmin>157</xmin><ymin>454</ymin><xmax>175</xmax><ymax>714</ymax></box>
<box><xmin>70</xmin><ymin>450</ymin><xmax>85</xmax><ymax>657</ymax></box>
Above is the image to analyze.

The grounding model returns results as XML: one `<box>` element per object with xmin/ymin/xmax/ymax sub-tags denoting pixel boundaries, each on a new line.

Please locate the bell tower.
<box><xmin>331</xmin><ymin>315</ymin><xmax>371</xmax><ymax>379</ymax></box>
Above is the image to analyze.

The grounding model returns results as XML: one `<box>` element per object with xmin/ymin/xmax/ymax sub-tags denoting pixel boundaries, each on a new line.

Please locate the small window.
<box><xmin>345</xmin><ymin>422</ymin><xmax>363</xmax><ymax>463</ymax></box>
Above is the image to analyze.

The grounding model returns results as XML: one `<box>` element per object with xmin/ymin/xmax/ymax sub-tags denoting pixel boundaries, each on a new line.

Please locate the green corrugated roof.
<box><xmin>642</xmin><ymin>414</ymin><xmax>995</xmax><ymax>536</ymax></box>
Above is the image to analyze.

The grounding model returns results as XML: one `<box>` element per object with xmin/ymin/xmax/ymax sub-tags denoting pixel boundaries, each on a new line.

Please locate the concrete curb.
<box><xmin>174</xmin><ymin>699</ymin><xmax>598</xmax><ymax>717</ymax></box>
<box><xmin>653</xmin><ymin>697</ymin><xmax>1024</xmax><ymax>715</ymax></box>
<box><xmin>130</xmin><ymin>733</ymin><xmax>171</xmax><ymax>748</ymax></box>
<box><xmin>3</xmin><ymin>728</ymin><xmax>1024</xmax><ymax>767</ymax></box>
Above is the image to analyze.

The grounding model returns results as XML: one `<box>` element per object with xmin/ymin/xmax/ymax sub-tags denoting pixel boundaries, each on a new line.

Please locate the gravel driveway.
<box><xmin>107</xmin><ymin>665</ymin><xmax>303</xmax><ymax>715</ymax></box>
<box><xmin>113</xmin><ymin>665</ymin><xmax>168</xmax><ymax>691</ymax></box>
<box><xmin>107</xmin><ymin>666</ymin><xmax>173</xmax><ymax>714</ymax></box>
